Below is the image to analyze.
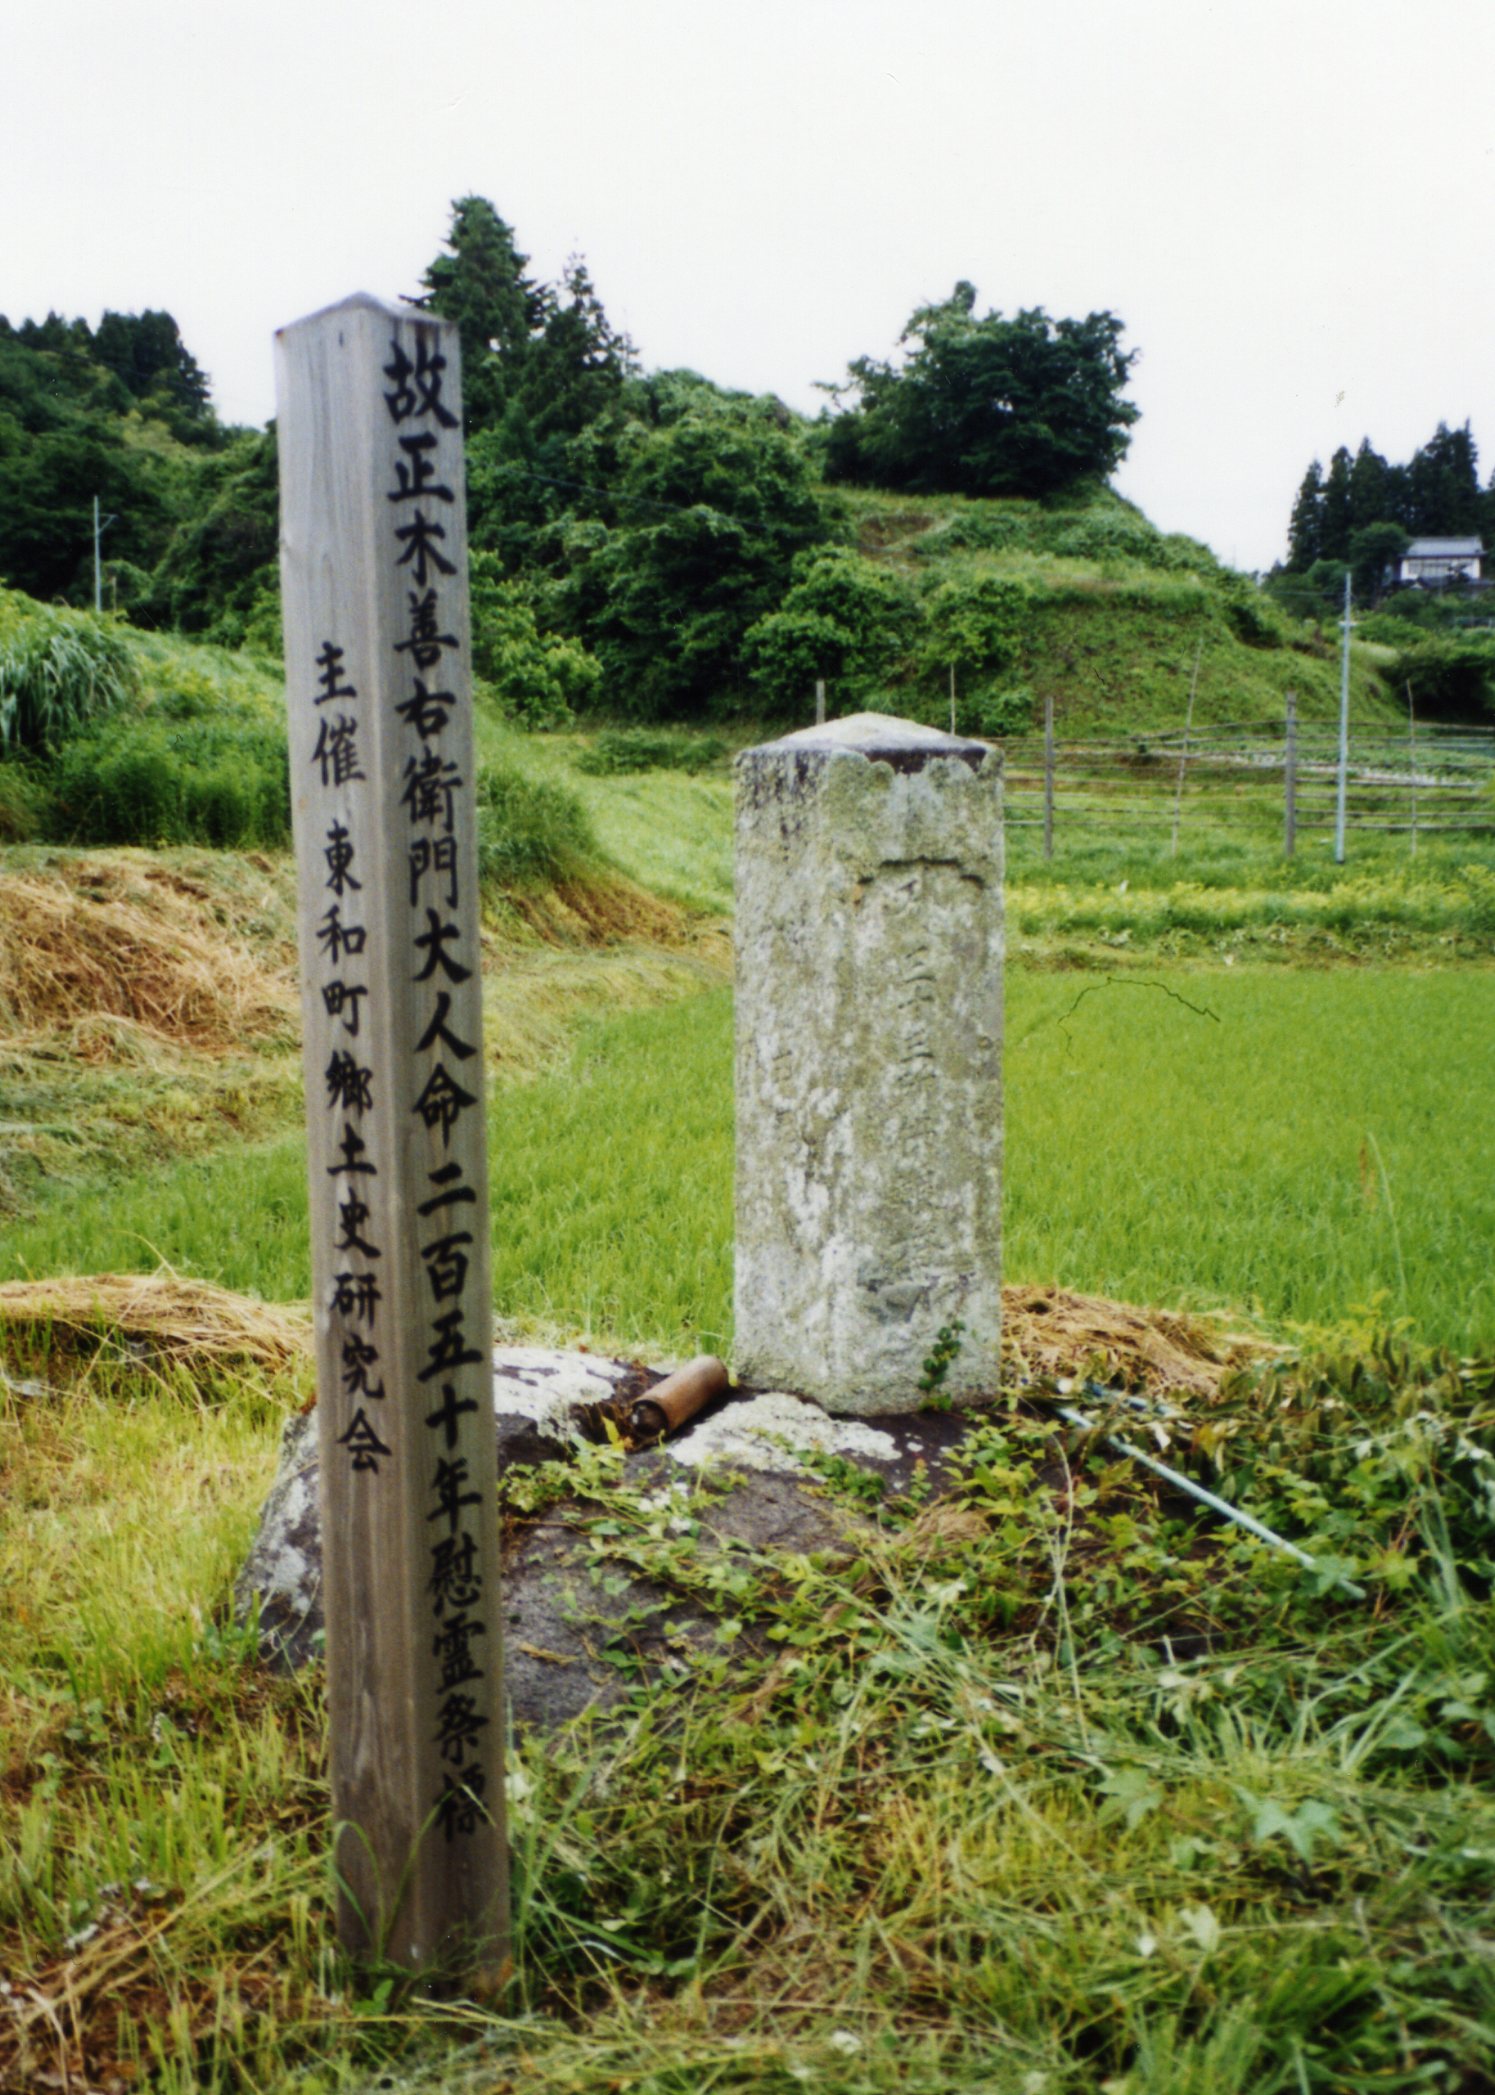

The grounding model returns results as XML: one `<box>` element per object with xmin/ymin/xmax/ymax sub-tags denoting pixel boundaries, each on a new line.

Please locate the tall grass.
<box><xmin>476</xmin><ymin>757</ymin><xmax>598</xmax><ymax>891</ymax></box>
<box><xmin>0</xmin><ymin>591</ymin><xmax>135</xmax><ymax>754</ymax></box>
<box><xmin>47</xmin><ymin>716</ymin><xmax>292</xmax><ymax>848</ymax></box>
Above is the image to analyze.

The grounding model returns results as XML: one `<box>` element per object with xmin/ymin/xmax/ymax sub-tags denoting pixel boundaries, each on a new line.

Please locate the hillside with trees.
<box><xmin>0</xmin><ymin>193</ymin><xmax>1432</xmax><ymax>741</ymax></box>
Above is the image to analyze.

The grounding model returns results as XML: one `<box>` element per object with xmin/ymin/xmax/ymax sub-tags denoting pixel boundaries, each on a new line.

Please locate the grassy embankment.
<box><xmin>839</xmin><ymin>484</ymin><xmax>1403</xmax><ymax>737</ymax></box>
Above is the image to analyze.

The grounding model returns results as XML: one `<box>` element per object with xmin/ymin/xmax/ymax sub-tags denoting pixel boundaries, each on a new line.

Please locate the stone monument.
<box><xmin>734</xmin><ymin>713</ymin><xmax>1004</xmax><ymax>1416</ymax></box>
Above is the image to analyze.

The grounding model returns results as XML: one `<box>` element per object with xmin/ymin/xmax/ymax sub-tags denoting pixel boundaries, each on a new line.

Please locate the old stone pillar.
<box><xmin>734</xmin><ymin>713</ymin><xmax>1003</xmax><ymax>1417</ymax></box>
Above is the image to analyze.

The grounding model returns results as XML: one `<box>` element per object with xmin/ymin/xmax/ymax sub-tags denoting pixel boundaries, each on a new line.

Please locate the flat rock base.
<box><xmin>235</xmin><ymin>1345</ymin><xmax>979</xmax><ymax>1732</ymax></box>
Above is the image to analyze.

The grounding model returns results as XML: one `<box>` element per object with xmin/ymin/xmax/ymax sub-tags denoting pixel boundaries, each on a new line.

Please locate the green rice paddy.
<box><xmin>5</xmin><ymin>966</ymin><xmax>1490</xmax><ymax>1357</ymax></box>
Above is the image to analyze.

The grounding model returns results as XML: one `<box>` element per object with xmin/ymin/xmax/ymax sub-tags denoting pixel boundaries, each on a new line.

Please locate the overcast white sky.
<box><xmin>6</xmin><ymin>0</ymin><xmax>1494</xmax><ymax>573</ymax></box>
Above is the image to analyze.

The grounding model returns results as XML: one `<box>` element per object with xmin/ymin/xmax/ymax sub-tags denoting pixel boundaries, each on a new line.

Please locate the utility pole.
<box><xmin>1334</xmin><ymin>570</ymin><xmax>1353</xmax><ymax>864</ymax></box>
<box><xmin>93</xmin><ymin>497</ymin><xmax>115</xmax><ymax>615</ymax></box>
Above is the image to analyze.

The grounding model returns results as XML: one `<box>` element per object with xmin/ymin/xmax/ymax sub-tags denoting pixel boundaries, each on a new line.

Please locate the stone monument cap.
<box><xmin>755</xmin><ymin>711</ymin><xmax>991</xmax><ymax>773</ymax></box>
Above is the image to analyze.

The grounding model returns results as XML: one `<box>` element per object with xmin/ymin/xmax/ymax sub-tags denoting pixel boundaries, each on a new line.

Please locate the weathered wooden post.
<box><xmin>1043</xmin><ymin>692</ymin><xmax>1055</xmax><ymax>861</ymax></box>
<box><xmin>1283</xmin><ymin>690</ymin><xmax>1298</xmax><ymax>860</ymax></box>
<box><xmin>734</xmin><ymin>714</ymin><xmax>1003</xmax><ymax>1415</ymax></box>
<box><xmin>276</xmin><ymin>295</ymin><xmax>507</xmax><ymax>1980</ymax></box>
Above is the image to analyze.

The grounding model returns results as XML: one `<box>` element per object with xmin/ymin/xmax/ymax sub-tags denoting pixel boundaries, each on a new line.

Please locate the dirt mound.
<box><xmin>0</xmin><ymin>1272</ymin><xmax>310</xmax><ymax>1372</ymax></box>
<box><xmin>1002</xmin><ymin>1283</ymin><xmax>1267</xmax><ymax>1397</ymax></box>
<box><xmin>0</xmin><ymin>855</ymin><xmax>297</xmax><ymax>1058</ymax></box>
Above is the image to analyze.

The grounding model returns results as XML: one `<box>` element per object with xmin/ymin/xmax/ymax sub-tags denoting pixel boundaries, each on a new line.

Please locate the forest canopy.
<box><xmin>0</xmin><ymin>195</ymin><xmax>1167</xmax><ymax>724</ymax></box>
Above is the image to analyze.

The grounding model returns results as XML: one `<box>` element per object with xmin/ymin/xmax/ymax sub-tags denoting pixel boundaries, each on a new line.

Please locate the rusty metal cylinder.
<box><xmin>628</xmin><ymin>1355</ymin><xmax>729</xmax><ymax>1442</ymax></box>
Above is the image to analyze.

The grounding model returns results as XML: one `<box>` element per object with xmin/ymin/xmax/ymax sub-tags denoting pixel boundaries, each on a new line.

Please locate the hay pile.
<box><xmin>0</xmin><ymin>855</ymin><xmax>297</xmax><ymax>1058</ymax></box>
<box><xmin>0</xmin><ymin>1272</ymin><xmax>310</xmax><ymax>1371</ymax></box>
<box><xmin>0</xmin><ymin>1269</ymin><xmax>1263</xmax><ymax>1400</ymax></box>
<box><xmin>496</xmin><ymin>872</ymin><xmax>712</xmax><ymax>951</ymax></box>
<box><xmin>1001</xmin><ymin>1283</ymin><xmax>1268</xmax><ymax>1399</ymax></box>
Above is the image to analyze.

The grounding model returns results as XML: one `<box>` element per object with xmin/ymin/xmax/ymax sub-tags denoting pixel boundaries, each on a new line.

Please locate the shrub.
<box><xmin>470</xmin><ymin>554</ymin><xmax>602</xmax><ymax>727</ymax></box>
<box><xmin>46</xmin><ymin>715</ymin><xmax>291</xmax><ymax>847</ymax></box>
<box><xmin>1394</xmin><ymin>635</ymin><xmax>1495</xmax><ymax>722</ymax></box>
<box><xmin>742</xmin><ymin>548</ymin><xmax>915</xmax><ymax>712</ymax></box>
<box><xmin>964</xmin><ymin>685</ymin><xmax>1035</xmax><ymax>736</ymax></box>
<box><xmin>0</xmin><ymin>592</ymin><xmax>135</xmax><ymax>754</ymax></box>
<box><xmin>921</xmin><ymin>571</ymin><xmax>1031</xmax><ymax>678</ymax></box>
<box><xmin>475</xmin><ymin>759</ymin><xmax>597</xmax><ymax>890</ymax></box>
<box><xmin>576</xmin><ymin>727</ymin><xmax>727</xmax><ymax>776</ymax></box>
<box><xmin>1221</xmin><ymin>578</ymin><xmax>1289</xmax><ymax>649</ymax></box>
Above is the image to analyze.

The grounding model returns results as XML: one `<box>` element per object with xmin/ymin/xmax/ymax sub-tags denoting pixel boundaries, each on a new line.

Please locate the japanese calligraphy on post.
<box><xmin>275</xmin><ymin>295</ymin><xmax>506</xmax><ymax>1980</ymax></box>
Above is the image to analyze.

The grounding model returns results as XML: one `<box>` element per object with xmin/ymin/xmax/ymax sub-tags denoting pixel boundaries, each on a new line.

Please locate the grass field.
<box><xmin>4</xmin><ymin>965</ymin><xmax>1491</xmax><ymax>1357</ymax></box>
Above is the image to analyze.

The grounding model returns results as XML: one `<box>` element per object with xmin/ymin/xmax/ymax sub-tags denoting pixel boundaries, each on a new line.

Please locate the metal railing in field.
<box><xmin>999</xmin><ymin>703</ymin><xmax>1495</xmax><ymax>857</ymax></box>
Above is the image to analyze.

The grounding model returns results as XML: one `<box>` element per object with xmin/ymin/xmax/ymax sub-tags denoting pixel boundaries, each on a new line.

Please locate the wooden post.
<box><xmin>1407</xmin><ymin>679</ymin><xmax>1418</xmax><ymax>858</ymax></box>
<box><xmin>949</xmin><ymin>662</ymin><xmax>957</xmax><ymax>735</ymax></box>
<box><xmin>1335</xmin><ymin>570</ymin><xmax>1352</xmax><ymax>864</ymax></box>
<box><xmin>1171</xmin><ymin>637</ymin><xmax>1202</xmax><ymax>857</ymax></box>
<box><xmin>815</xmin><ymin>678</ymin><xmax>826</xmax><ymax>726</ymax></box>
<box><xmin>1043</xmin><ymin>692</ymin><xmax>1055</xmax><ymax>861</ymax></box>
<box><xmin>1283</xmin><ymin>690</ymin><xmax>1297</xmax><ymax>860</ymax></box>
<box><xmin>276</xmin><ymin>295</ymin><xmax>507</xmax><ymax>1981</ymax></box>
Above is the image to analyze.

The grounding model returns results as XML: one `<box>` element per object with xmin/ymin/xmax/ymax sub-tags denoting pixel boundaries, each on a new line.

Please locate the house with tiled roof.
<box><xmin>1398</xmin><ymin>537</ymin><xmax>1483</xmax><ymax>587</ymax></box>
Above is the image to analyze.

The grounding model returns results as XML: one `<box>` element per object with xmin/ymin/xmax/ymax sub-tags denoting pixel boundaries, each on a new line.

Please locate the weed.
<box><xmin>918</xmin><ymin>1319</ymin><xmax>967</xmax><ymax>1410</ymax></box>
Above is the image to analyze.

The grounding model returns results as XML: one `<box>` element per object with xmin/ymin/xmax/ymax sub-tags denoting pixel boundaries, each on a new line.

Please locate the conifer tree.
<box><xmin>1286</xmin><ymin>460</ymin><xmax>1324</xmax><ymax>570</ymax></box>
<box><xmin>1319</xmin><ymin>446</ymin><xmax>1354</xmax><ymax>562</ymax></box>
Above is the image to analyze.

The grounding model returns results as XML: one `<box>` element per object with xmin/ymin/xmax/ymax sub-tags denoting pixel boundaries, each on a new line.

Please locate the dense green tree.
<box><xmin>1406</xmin><ymin>421</ymin><xmax>1480</xmax><ymax>536</ymax></box>
<box><xmin>823</xmin><ymin>282</ymin><xmax>1138</xmax><ymax>499</ymax></box>
<box><xmin>1348</xmin><ymin>439</ymin><xmax>1395</xmax><ymax>534</ymax></box>
<box><xmin>419</xmin><ymin>195</ymin><xmax>547</xmax><ymax>429</ymax></box>
<box><xmin>523</xmin><ymin>256</ymin><xmax>635</xmax><ymax>442</ymax></box>
<box><xmin>0</xmin><ymin>309</ymin><xmax>228</xmax><ymax>603</ymax></box>
<box><xmin>1285</xmin><ymin>421</ymin><xmax>1489</xmax><ymax>573</ymax></box>
<box><xmin>1286</xmin><ymin>460</ymin><xmax>1324</xmax><ymax>570</ymax></box>
<box><xmin>742</xmin><ymin>546</ymin><xmax>913</xmax><ymax>709</ymax></box>
<box><xmin>145</xmin><ymin>428</ymin><xmax>279</xmax><ymax>642</ymax></box>
<box><xmin>573</xmin><ymin>379</ymin><xmax>833</xmax><ymax>716</ymax></box>
<box><xmin>1348</xmin><ymin>521</ymin><xmax>1409</xmax><ymax>606</ymax></box>
<box><xmin>1319</xmin><ymin>447</ymin><xmax>1354</xmax><ymax>562</ymax></box>
<box><xmin>420</xmin><ymin>199</ymin><xmax>636</xmax><ymax>594</ymax></box>
<box><xmin>92</xmin><ymin>310</ymin><xmax>212</xmax><ymax>423</ymax></box>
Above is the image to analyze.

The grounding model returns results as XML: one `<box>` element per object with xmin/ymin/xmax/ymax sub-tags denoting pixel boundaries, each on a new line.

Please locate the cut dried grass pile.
<box><xmin>0</xmin><ymin>1270</ymin><xmax>1264</xmax><ymax>1402</ymax></box>
<box><xmin>0</xmin><ymin>1271</ymin><xmax>311</xmax><ymax>1372</ymax></box>
<box><xmin>0</xmin><ymin>855</ymin><xmax>297</xmax><ymax>1058</ymax></box>
<box><xmin>1001</xmin><ymin>1283</ymin><xmax>1270</xmax><ymax>1399</ymax></box>
<box><xmin>494</xmin><ymin>871</ymin><xmax>717</xmax><ymax>953</ymax></box>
